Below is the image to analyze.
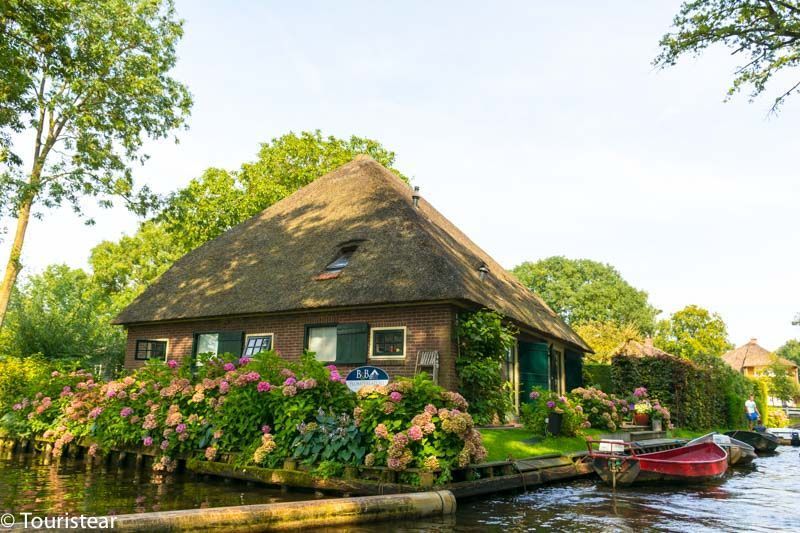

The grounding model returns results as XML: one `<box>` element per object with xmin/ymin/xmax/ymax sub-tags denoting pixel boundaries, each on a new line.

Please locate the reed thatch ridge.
<box><xmin>114</xmin><ymin>156</ymin><xmax>589</xmax><ymax>352</ymax></box>
<box><xmin>722</xmin><ymin>338</ymin><xmax>798</xmax><ymax>372</ymax></box>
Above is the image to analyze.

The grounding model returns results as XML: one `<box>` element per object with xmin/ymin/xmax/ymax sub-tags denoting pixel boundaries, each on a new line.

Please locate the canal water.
<box><xmin>1</xmin><ymin>447</ymin><xmax>798</xmax><ymax>531</ymax></box>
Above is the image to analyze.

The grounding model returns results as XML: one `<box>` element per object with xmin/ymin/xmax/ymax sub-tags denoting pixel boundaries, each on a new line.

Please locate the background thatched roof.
<box><xmin>722</xmin><ymin>339</ymin><xmax>797</xmax><ymax>370</ymax></box>
<box><xmin>612</xmin><ymin>338</ymin><xmax>674</xmax><ymax>358</ymax></box>
<box><xmin>115</xmin><ymin>156</ymin><xmax>589</xmax><ymax>352</ymax></box>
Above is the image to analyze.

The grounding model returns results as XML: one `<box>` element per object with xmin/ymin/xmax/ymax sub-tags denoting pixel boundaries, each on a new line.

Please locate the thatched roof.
<box><xmin>612</xmin><ymin>338</ymin><xmax>674</xmax><ymax>358</ymax></box>
<box><xmin>115</xmin><ymin>156</ymin><xmax>590</xmax><ymax>352</ymax></box>
<box><xmin>722</xmin><ymin>339</ymin><xmax>797</xmax><ymax>371</ymax></box>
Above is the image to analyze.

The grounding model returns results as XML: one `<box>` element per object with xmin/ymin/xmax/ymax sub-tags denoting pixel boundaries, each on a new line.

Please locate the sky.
<box><xmin>3</xmin><ymin>1</ymin><xmax>798</xmax><ymax>350</ymax></box>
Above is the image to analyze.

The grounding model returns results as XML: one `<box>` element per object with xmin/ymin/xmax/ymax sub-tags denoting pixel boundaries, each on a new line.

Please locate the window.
<box><xmin>325</xmin><ymin>246</ymin><xmax>357</xmax><ymax>273</ymax></box>
<box><xmin>244</xmin><ymin>334</ymin><xmax>274</xmax><ymax>357</ymax></box>
<box><xmin>305</xmin><ymin>323</ymin><xmax>369</xmax><ymax>364</ymax></box>
<box><xmin>371</xmin><ymin>327</ymin><xmax>406</xmax><ymax>358</ymax></box>
<box><xmin>307</xmin><ymin>326</ymin><xmax>337</xmax><ymax>362</ymax></box>
<box><xmin>135</xmin><ymin>340</ymin><xmax>167</xmax><ymax>361</ymax></box>
<box><xmin>195</xmin><ymin>333</ymin><xmax>219</xmax><ymax>367</ymax></box>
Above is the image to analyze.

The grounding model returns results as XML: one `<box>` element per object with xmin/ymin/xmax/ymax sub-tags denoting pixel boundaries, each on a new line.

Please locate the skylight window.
<box><xmin>324</xmin><ymin>246</ymin><xmax>357</xmax><ymax>274</ymax></box>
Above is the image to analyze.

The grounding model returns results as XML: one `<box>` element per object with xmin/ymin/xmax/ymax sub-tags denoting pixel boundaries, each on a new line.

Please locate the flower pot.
<box><xmin>652</xmin><ymin>418</ymin><xmax>662</xmax><ymax>432</ymax></box>
<box><xmin>634</xmin><ymin>413</ymin><xmax>650</xmax><ymax>426</ymax></box>
<box><xmin>546</xmin><ymin>412</ymin><xmax>563</xmax><ymax>436</ymax></box>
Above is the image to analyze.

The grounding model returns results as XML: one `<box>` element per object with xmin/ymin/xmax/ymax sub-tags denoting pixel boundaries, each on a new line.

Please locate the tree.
<box><xmin>762</xmin><ymin>357</ymin><xmax>800</xmax><ymax>402</ymax></box>
<box><xmin>0</xmin><ymin>0</ymin><xmax>192</xmax><ymax>327</ymax></box>
<box><xmin>0</xmin><ymin>264</ymin><xmax>125</xmax><ymax>365</ymax></box>
<box><xmin>159</xmin><ymin>131</ymin><xmax>407</xmax><ymax>252</ymax></box>
<box><xmin>654</xmin><ymin>305</ymin><xmax>733</xmax><ymax>360</ymax></box>
<box><xmin>776</xmin><ymin>339</ymin><xmax>800</xmax><ymax>366</ymax></box>
<box><xmin>655</xmin><ymin>0</ymin><xmax>800</xmax><ymax>112</ymax></box>
<box><xmin>512</xmin><ymin>257</ymin><xmax>659</xmax><ymax>332</ymax></box>
<box><xmin>89</xmin><ymin>221</ymin><xmax>181</xmax><ymax>311</ymax></box>
<box><xmin>573</xmin><ymin>321</ymin><xmax>643</xmax><ymax>364</ymax></box>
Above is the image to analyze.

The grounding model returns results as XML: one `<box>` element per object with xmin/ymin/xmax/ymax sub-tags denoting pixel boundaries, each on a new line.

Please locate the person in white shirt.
<box><xmin>744</xmin><ymin>395</ymin><xmax>760</xmax><ymax>430</ymax></box>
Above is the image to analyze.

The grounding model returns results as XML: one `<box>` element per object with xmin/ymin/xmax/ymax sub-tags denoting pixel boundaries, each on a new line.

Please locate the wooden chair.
<box><xmin>415</xmin><ymin>351</ymin><xmax>440</xmax><ymax>384</ymax></box>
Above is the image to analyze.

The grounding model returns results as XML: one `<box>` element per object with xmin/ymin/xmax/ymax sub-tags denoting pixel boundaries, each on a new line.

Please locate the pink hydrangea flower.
<box><xmin>143</xmin><ymin>436</ymin><xmax>153</xmax><ymax>447</ymax></box>
<box><xmin>167</xmin><ymin>360</ymin><xmax>178</xmax><ymax>369</ymax></box>
<box><xmin>175</xmin><ymin>423</ymin><xmax>187</xmax><ymax>434</ymax></box>
<box><xmin>389</xmin><ymin>391</ymin><xmax>403</xmax><ymax>403</ymax></box>
<box><xmin>261</xmin><ymin>425</ymin><xmax>271</xmax><ymax>435</ymax></box>
<box><xmin>530</xmin><ymin>391</ymin><xmax>540</xmax><ymax>400</ymax></box>
<box><xmin>408</xmin><ymin>426</ymin><xmax>423</xmax><ymax>441</ymax></box>
<box><xmin>257</xmin><ymin>381</ymin><xmax>271</xmax><ymax>393</ymax></box>
<box><xmin>160</xmin><ymin>440</ymin><xmax>170</xmax><ymax>450</ymax></box>
<box><xmin>284</xmin><ymin>377</ymin><xmax>297</xmax><ymax>386</ymax></box>
<box><xmin>219</xmin><ymin>381</ymin><xmax>230</xmax><ymax>394</ymax></box>
<box><xmin>238</xmin><ymin>357</ymin><xmax>252</xmax><ymax>366</ymax></box>
<box><xmin>223</xmin><ymin>363</ymin><xmax>236</xmax><ymax>372</ymax></box>
<box><xmin>120</xmin><ymin>407</ymin><xmax>134</xmax><ymax>418</ymax></box>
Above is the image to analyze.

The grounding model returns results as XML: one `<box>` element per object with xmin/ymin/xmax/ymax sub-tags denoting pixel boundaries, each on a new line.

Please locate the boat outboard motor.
<box><xmin>791</xmin><ymin>432</ymin><xmax>800</xmax><ymax>447</ymax></box>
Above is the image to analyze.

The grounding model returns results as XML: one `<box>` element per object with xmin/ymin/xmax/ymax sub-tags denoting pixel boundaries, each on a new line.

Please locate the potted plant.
<box><xmin>650</xmin><ymin>402</ymin><xmax>671</xmax><ymax>432</ymax></box>
<box><xmin>631</xmin><ymin>387</ymin><xmax>651</xmax><ymax>426</ymax></box>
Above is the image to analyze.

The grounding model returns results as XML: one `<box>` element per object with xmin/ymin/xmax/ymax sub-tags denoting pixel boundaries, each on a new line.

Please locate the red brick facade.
<box><xmin>124</xmin><ymin>304</ymin><xmax>459</xmax><ymax>390</ymax></box>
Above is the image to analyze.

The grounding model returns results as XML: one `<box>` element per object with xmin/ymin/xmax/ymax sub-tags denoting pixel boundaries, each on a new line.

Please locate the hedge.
<box><xmin>583</xmin><ymin>364</ymin><xmax>613</xmax><ymax>392</ymax></box>
<box><xmin>611</xmin><ymin>353</ymin><xmax>756</xmax><ymax>430</ymax></box>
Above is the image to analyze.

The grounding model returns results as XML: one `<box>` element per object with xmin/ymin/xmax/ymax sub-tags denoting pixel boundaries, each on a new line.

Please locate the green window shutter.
<box><xmin>218</xmin><ymin>331</ymin><xmax>244</xmax><ymax>357</ymax></box>
<box><xmin>336</xmin><ymin>323</ymin><xmax>369</xmax><ymax>364</ymax></box>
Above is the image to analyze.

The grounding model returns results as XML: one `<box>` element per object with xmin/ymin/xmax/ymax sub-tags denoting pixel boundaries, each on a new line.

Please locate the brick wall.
<box><xmin>124</xmin><ymin>304</ymin><xmax>459</xmax><ymax>390</ymax></box>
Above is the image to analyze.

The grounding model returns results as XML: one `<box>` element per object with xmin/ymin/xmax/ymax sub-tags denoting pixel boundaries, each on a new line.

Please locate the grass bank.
<box><xmin>479</xmin><ymin>428</ymin><xmax>605</xmax><ymax>461</ymax></box>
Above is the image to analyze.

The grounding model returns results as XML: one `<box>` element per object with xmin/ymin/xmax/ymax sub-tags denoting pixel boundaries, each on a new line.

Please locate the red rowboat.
<box><xmin>587</xmin><ymin>440</ymin><xmax>728</xmax><ymax>487</ymax></box>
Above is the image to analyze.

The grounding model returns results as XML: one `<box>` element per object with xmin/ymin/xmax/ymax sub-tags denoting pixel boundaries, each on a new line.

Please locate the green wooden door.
<box><xmin>519</xmin><ymin>341</ymin><xmax>550</xmax><ymax>404</ymax></box>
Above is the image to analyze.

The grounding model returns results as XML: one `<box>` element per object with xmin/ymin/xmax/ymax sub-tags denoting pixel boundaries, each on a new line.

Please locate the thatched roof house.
<box><xmin>117</xmin><ymin>156</ymin><xmax>589</xmax><ymax>397</ymax></box>
<box><xmin>722</xmin><ymin>338</ymin><xmax>799</xmax><ymax>382</ymax></box>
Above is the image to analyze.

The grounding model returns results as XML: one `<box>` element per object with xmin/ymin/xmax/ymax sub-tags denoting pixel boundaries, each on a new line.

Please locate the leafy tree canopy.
<box><xmin>655</xmin><ymin>0</ymin><xmax>800</xmax><ymax>112</ymax></box>
<box><xmin>776</xmin><ymin>338</ymin><xmax>800</xmax><ymax>366</ymax></box>
<box><xmin>0</xmin><ymin>264</ymin><xmax>124</xmax><ymax>365</ymax></box>
<box><xmin>762</xmin><ymin>357</ymin><xmax>800</xmax><ymax>402</ymax></box>
<box><xmin>512</xmin><ymin>256</ymin><xmax>659</xmax><ymax>332</ymax></box>
<box><xmin>89</xmin><ymin>221</ymin><xmax>181</xmax><ymax>311</ymax></box>
<box><xmin>0</xmin><ymin>0</ymin><xmax>192</xmax><ymax>326</ymax></box>
<box><xmin>654</xmin><ymin>304</ymin><xmax>733</xmax><ymax>360</ymax></box>
<box><xmin>573</xmin><ymin>321</ymin><xmax>643</xmax><ymax>364</ymax></box>
<box><xmin>158</xmin><ymin>130</ymin><xmax>407</xmax><ymax>252</ymax></box>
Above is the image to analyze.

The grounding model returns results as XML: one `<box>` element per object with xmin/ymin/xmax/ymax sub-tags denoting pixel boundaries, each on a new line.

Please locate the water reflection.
<box><xmin>0</xmin><ymin>452</ymin><xmax>316</xmax><ymax>516</ymax></box>
<box><xmin>1</xmin><ymin>447</ymin><xmax>798</xmax><ymax>531</ymax></box>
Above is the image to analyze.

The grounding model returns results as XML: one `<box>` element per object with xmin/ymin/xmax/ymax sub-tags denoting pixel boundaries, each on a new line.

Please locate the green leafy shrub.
<box><xmin>456</xmin><ymin>309</ymin><xmax>516</xmax><ymax>425</ymax></box>
<box><xmin>611</xmin><ymin>352</ymin><xmax>757</xmax><ymax>430</ymax></box>
<box><xmin>520</xmin><ymin>387</ymin><xmax>588</xmax><ymax>437</ymax></box>
<box><xmin>292</xmin><ymin>409</ymin><xmax>365</xmax><ymax>466</ymax></box>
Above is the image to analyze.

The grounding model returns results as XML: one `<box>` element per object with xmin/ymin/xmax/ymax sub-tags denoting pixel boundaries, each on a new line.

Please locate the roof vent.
<box><xmin>412</xmin><ymin>186</ymin><xmax>421</xmax><ymax>208</ymax></box>
<box><xmin>478</xmin><ymin>263</ymin><xmax>489</xmax><ymax>281</ymax></box>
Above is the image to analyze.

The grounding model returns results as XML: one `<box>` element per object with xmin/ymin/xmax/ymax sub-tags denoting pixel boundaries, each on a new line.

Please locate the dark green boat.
<box><xmin>724</xmin><ymin>430</ymin><xmax>779</xmax><ymax>453</ymax></box>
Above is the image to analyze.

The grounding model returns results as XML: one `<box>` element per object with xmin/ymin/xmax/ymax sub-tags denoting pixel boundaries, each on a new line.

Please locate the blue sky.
<box><xmin>4</xmin><ymin>1</ymin><xmax>798</xmax><ymax>349</ymax></box>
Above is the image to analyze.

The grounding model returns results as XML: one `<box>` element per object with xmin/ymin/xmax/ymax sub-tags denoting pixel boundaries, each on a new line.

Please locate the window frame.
<box><xmin>304</xmin><ymin>323</ymin><xmax>339</xmax><ymax>362</ymax></box>
<box><xmin>369</xmin><ymin>326</ymin><xmax>407</xmax><ymax>359</ymax></box>
<box><xmin>134</xmin><ymin>339</ymin><xmax>169</xmax><ymax>361</ymax></box>
<box><xmin>243</xmin><ymin>333</ymin><xmax>275</xmax><ymax>357</ymax></box>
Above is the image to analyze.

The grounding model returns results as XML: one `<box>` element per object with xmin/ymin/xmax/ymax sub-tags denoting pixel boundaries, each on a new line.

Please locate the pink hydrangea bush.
<box><xmin>569</xmin><ymin>386</ymin><xmax>627</xmax><ymax>432</ymax></box>
<box><xmin>357</xmin><ymin>374</ymin><xmax>487</xmax><ymax>478</ymax></box>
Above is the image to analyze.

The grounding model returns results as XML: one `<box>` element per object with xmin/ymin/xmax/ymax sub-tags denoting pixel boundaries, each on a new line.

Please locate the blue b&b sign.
<box><xmin>345</xmin><ymin>366</ymin><xmax>390</xmax><ymax>392</ymax></box>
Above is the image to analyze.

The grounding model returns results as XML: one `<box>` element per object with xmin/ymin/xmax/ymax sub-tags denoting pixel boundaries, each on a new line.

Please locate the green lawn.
<box><xmin>479</xmin><ymin>428</ymin><xmax>605</xmax><ymax>461</ymax></box>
